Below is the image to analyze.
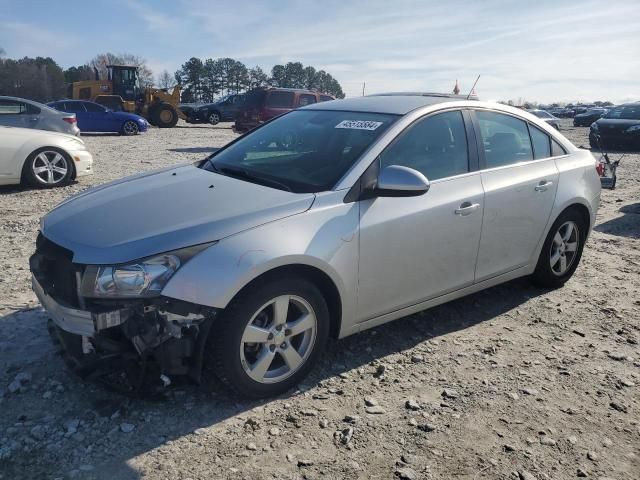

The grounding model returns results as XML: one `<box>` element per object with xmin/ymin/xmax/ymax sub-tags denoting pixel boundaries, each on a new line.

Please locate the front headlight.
<box><xmin>591</xmin><ymin>122</ymin><xmax>599</xmax><ymax>130</ymax></box>
<box><xmin>81</xmin><ymin>243</ymin><xmax>213</xmax><ymax>298</ymax></box>
<box><xmin>626</xmin><ymin>124</ymin><xmax>640</xmax><ymax>133</ymax></box>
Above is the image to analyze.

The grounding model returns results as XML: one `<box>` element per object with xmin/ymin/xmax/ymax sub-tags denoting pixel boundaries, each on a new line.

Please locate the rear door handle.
<box><xmin>28</xmin><ymin>117</ymin><xmax>39</xmax><ymax>122</ymax></box>
<box><xmin>535</xmin><ymin>180</ymin><xmax>553</xmax><ymax>192</ymax></box>
<box><xmin>455</xmin><ymin>202</ymin><xmax>480</xmax><ymax>216</ymax></box>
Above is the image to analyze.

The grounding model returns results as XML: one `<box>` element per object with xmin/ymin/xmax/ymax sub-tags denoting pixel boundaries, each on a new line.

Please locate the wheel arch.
<box><xmin>225</xmin><ymin>264</ymin><xmax>343</xmax><ymax>339</ymax></box>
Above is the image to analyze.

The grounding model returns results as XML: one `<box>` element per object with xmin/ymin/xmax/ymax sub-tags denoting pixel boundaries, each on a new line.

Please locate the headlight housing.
<box><xmin>590</xmin><ymin>122</ymin><xmax>599</xmax><ymax>130</ymax></box>
<box><xmin>626</xmin><ymin>124</ymin><xmax>640</xmax><ymax>133</ymax></box>
<box><xmin>81</xmin><ymin>243</ymin><xmax>213</xmax><ymax>298</ymax></box>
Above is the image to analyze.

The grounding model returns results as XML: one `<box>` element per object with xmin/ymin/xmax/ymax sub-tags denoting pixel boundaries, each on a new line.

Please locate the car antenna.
<box><xmin>466</xmin><ymin>75</ymin><xmax>480</xmax><ymax>100</ymax></box>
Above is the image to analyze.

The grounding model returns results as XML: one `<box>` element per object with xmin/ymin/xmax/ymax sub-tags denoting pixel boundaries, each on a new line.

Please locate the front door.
<box><xmin>357</xmin><ymin>110</ymin><xmax>484</xmax><ymax>322</ymax></box>
<box><xmin>472</xmin><ymin>110</ymin><xmax>559</xmax><ymax>281</ymax></box>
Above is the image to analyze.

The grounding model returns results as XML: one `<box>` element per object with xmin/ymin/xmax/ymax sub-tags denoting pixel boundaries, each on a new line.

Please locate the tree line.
<box><xmin>0</xmin><ymin>47</ymin><xmax>345</xmax><ymax>104</ymax></box>
<box><xmin>174</xmin><ymin>57</ymin><xmax>344</xmax><ymax>103</ymax></box>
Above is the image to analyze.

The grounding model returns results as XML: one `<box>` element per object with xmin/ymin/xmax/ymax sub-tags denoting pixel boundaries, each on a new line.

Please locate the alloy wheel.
<box><xmin>239</xmin><ymin>295</ymin><xmax>317</xmax><ymax>384</ymax></box>
<box><xmin>549</xmin><ymin>221</ymin><xmax>579</xmax><ymax>276</ymax></box>
<box><xmin>123</xmin><ymin>120</ymin><xmax>139</xmax><ymax>135</ymax></box>
<box><xmin>32</xmin><ymin>151</ymin><xmax>68</xmax><ymax>185</ymax></box>
<box><xmin>208</xmin><ymin>112</ymin><xmax>220</xmax><ymax>124</ymax></box>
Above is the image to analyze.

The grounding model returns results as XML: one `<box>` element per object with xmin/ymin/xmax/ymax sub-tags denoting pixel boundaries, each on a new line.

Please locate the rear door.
<box><xmin>471</xmin><ymin>110</ymin><xmax>560</xmax><ymax>281</ymax></box>
<box><xmin>83</xmin><ymin>101</ymin><xmax>114</xmax><ymax>132</ymax></box>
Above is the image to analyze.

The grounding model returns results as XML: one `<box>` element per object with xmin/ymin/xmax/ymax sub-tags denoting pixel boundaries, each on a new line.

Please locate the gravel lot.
<box><xmin>0</xmin><ymin>119</ymin><xmax>638</xmax><ymax>480</ymax></box>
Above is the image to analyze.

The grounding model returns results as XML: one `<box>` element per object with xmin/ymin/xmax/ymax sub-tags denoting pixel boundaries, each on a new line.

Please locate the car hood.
<box><xmin>41</xmin><ymin>164</ymin><xmax>315</xmax><ymax>264</ymax></box>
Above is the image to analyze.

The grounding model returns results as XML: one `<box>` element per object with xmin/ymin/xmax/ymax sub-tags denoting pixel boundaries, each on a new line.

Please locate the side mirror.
<box><xmin>375</xmin><ymin>165</ymin><xmax>430</xmax><ymax>197</ymax></box>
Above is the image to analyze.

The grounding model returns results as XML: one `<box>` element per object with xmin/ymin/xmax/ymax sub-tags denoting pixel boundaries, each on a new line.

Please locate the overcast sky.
<box><xmin>1</xmin><ymin>0</ymin><xmax>638</xmax><ymax>103</ymax></box>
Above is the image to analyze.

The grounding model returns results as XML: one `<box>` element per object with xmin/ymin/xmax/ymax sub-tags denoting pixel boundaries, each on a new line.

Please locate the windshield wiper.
<box><xmin>214</xmin><ymin>164</ymin><xmax>292</xmax><ymax>192</ymax></box>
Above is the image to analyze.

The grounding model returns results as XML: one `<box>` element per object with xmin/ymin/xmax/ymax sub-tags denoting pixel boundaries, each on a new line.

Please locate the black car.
<box><xmin>590</xmin><ymin>102</ymin><xmax>640</xmax><ymax>151</ymax></box>
<box><xmin>574</xmin><ymin>108</ymin><xmax>608</xmax><ymax>127</ymax></box>
<box><xmin>185</xmin><ymin>94</ymin><xmax>245</xmax><ymax>125</ymax></box>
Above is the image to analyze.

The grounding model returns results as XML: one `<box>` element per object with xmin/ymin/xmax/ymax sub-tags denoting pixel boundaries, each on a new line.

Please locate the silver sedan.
<box><xmin>0</xmin><ymin>96</ymin><xmax>80</xmax><ymax>136</ymax></box>
<box><xmin>31</xmin><ymin>94</ymin><xmax>600</xmax><ymax>398</ymax></box>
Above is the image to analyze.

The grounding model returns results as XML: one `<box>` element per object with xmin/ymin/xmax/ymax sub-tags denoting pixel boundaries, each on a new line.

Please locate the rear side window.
<box><xmin>476</xmin><ymin>111</ymin><xmax>533</xmax><ymax>168</ymax></box>
<box><xmin>380</xmin><ymin>110</ymin><xmax>469</xmax><ymax>181</ymax></box>
<box><xmin>320</xmin><ymin>95</ymin><xmax>334</xmax><ymax>102</ymax></box>
<box><xmin>298</xmin><ymin>94</ymin><xmax>317</xmax><ymax>107</ymax></box>
<box><xmin>266</xmin><ymin>91</ymin><xmax>294</xmax><ymax>108</ymax></box>
<box><xmin>551</xmin><ymin>139</ymin><xmax>566</xmax><ymax>156</ymax></box>
<box><xmin>529</xmin><ymin>125</ymin><xmax>551</xmax><ymax>159</ymax></box>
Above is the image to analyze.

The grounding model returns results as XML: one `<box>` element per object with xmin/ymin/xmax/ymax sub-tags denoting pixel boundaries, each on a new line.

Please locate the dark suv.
<box><xmin>234</xmin><ymin>88</ymin><xmax>334</xmax><ymax>133</ymax></box>
<box><xmin>185</xmin><ymin>94</ymin><xmax>245</xmax><ymax>125</ymax></box>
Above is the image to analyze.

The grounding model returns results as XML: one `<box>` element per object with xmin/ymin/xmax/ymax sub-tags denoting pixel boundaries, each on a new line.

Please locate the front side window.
<box><xmin>0</xmin><ymin>99</ymin><xmax>27</xmax><ymax>114</ymax></box>
<box><xmin>379</xmin><ymin>110</ymin><xmax>469</xmax><ymax>181</ymax></box>
<box><xmin>298</xmin><ymin>94</ymin><xmax>317</xmax><ymax>107</ymax></box>
<box><xmin>266</xmin><ymin>91</ymin><xmax>294</xmax><ymax>108</ymax></box>
<box><xmin>476</xmin><ymin>111</ymin><xmax>533</xmax><ymax>168</ymax></box>
<box><xmin>203</xmin><ymin>110</ymin><xmax>398</xmax><ymax>193</ymax></box>
<box><xmin>84</xmin><ymin>102</ymin><xmax>106</xmax><ymax>113</ymax></box>
<box><xmin>529</xmin><ymin>125</ymin><xmax>551</xmax><ymax>159</ymax></box>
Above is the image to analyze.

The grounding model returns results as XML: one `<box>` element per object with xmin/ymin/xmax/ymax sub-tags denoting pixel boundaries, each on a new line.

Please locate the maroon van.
<box><xmin>233</xmin><ymin>87</ymin><xmax>334</xmax><ymax>133</ymax></box>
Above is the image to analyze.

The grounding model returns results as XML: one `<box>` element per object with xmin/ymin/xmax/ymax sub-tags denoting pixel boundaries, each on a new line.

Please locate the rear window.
<box><xmin>266</xmin><ymin>91</ymin><xmax>294</xmax><ymax>108</ymax></box>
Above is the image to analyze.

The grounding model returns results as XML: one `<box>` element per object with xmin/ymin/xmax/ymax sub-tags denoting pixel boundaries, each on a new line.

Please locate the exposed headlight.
<box><xmin>590</xmin><ymin>122</ymin><xmax>599</xmax><ymax>130</ymax></box>
<box><xmin>81</xmin><ymin>243</ymin><xmax>213</xmax><ymax>298</ymax></box>
<box><xmin>626</xmin><ymin>124</ymin><xmax>640</xmax><ymax>133</ymax></box>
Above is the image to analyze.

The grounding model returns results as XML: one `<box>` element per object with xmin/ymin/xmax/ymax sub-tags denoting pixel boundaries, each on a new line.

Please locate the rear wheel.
<box><xmin>121</xmin><ymin>120</ymin><xmax>139</xmax><ymax>136</ymax></box>
<box><xmin>23</xmin><ymin>148</ymin><xmax>73</xmax><ymax>188</ymax></box>
<box><xmin>152</xmin><ymin>103</ymin><xmax>179</xmax><ymax>128</ymax></box>
<box><xmin>531</xmin><ymin>209</ymin><xmax>587</xmax><ymax>288</ymax></box>
<box><xmin>205</xmin><ymin>276</ymin><xmax>329</xmax><ymax>399</ymax></box>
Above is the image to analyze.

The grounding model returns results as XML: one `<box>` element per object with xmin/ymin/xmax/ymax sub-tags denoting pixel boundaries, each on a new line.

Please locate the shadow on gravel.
<box><xmin>0</xmin><ymin>277</ymin><xmax>546</xmax><ymax>480</ymax></box>
<box><xmin>0</xmin><ymin>180</ymin><xmax>80</xmax><ymax>196</ymax></box>
<box><xmin>168</xmin><ymin>147</ymin><xmax>220</xmax><ymax>154</ymax></box>
<box><xmin>594</xmin><ymin>202</ymin><xmax>640</xmax><ymax>239</ymax></box>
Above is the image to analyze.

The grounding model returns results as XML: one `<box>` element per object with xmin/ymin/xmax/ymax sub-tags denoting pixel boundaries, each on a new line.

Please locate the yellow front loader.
<box><xmin>70</xmin><ymin>65</ymin><xmax>185</xmax><ymax>128</ymax></box>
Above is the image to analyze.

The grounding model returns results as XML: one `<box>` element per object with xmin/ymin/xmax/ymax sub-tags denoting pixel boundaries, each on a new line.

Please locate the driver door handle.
<box><xmin>535</xmin><ymin>180</ymin><xmax>553</xmax><ymax>192</ymax></box>
<box><xmin>455</xmin><ymin>202</ymin><xmax>480</xmax><ymax>216</ymax></box>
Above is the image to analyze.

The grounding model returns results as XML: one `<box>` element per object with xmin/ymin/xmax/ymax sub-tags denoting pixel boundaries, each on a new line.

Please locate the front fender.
<box><xmin>161</xmin><ymin>192</ymin><xmax>359</xmax><ymax>329</ymax></box>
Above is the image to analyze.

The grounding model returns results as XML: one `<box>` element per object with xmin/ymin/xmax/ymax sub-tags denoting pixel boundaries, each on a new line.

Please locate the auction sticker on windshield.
<box><xmin>335</xmin><ymin>120</ymin><xmax>383</xmax><ymax>130</ymax></box>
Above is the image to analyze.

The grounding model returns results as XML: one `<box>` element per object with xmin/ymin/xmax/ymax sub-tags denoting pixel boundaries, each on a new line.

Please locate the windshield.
<box><xmin>604</xmin><ymin>105</ymin><xmax>640</xmax><ymax>120</ymax></box>
<box><xmin>202</xmin><ymin>110</ymin><xmax>398</xmax><ymax>193</ymax></box>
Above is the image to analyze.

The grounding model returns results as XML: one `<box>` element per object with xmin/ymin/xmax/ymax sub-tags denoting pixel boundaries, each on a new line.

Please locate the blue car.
<box><xmin>47</xmin><ymin>100</ymin><xmax>148</xmax><ymax>135</ymax></box>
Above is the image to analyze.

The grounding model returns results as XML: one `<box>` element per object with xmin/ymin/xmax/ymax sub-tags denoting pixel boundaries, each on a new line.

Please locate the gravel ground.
<box><xmin>0</xmin><ymin>119</ymin><xmax>638</xmax><ymax>480</ymax></box>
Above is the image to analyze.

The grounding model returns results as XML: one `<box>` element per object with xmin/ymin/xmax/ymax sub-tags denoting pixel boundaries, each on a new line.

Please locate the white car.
<box><xmin>0</xmin><ymin>126</ymin><xmax>93</xmax><ymax>188</ymax></box>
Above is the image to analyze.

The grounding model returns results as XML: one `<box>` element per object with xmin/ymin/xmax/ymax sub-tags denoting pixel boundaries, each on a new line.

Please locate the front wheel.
<box><xmin>530</xmin><ymin>209</ymin><xmax>587</xmax><ymax>288</ymax></box>
<box><xmin>22</xmin><ymin>148</ymin><xmax>73</xmax><ymax>188</ymax></box>
<box><xmin>121</xmin><ymin>120</ymin><xmax>139</xmax><ymax>136</ymax></box>
<box><xmin>205</xmin><ymin>276</ymin><xmax>329</xmax><ymax>399</ymax></box>
<box><xmin>208</xmin><ymin>111</ymin><xmax>221</xmax><ymax>125</ymax></box>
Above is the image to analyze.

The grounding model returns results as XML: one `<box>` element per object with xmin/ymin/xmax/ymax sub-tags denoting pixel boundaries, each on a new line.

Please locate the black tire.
<box><xmin>22</xmin><ymin>147</ymin><xmax>73</xmax><ymax>189</ymax></box>
<box><xmin>205</xmin><ymin>276</ymin><xmax>330</xmax><ymax>399</ymax></box>
<box><xmin>152</xmin><ymin>103</ymin><xmax>179</xmax><ymax>128</ymax></box>
<box><xmin>530</xmin><ymin>208</ymin><xmax>587</xmax><ymax>288</ymax></box>
<box><xmin>121</xmin><ymin>120</ymin><xmax>139</xmax><ymax>136</ymax></box>
<box><xmin>208</xmin><ymin>111</ymin><xmax>221</xmax><ymax>125</ymax></box>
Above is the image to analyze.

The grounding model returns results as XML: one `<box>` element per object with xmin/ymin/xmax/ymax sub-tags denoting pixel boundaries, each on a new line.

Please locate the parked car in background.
<box><xmin>0</xmin><ymin>125</ymin><xmax>92</xmax><ymax>188</ymax></box>
<box><xmin>574</xmin><ymin>108</ymin><xmax>608</xmax><ymax>127</ymax></box>
<box><xmin>48</xmin><ymin>100</ymin><xmax>148</xmax><ymax>135</ymax></box>
<box><xmin>186</xmin><ymin>94</ymin><xmax>245</xmax><ymax>125</ymax></box>
<box><xmin>590</xmin><ymin>102</ymin><xmax>640</xmax><ymax>151</ymax></box>
<box><xmin>32</xmin><ymin>94</ymin><xmax>600</xmax><ymax>398</ymax></box>
<box><xmin>0</xmin><ymin>96</ymin><xmax>80</xmax><ymax>136</ymax></box>
<box><xmin>528</xmin><ymin>109</ymin><xmax>561</xmax><ymax>130</ymax></box>
<box><xmin>234</xmin><ymin>88</ymin><xmax>334</xmax><ymax>133</ymax></box>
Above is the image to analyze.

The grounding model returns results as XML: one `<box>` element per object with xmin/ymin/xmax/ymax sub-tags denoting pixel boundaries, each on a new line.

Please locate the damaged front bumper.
<box><xmin>32</xmin><ymin>274</ymin><xmax>219</xmax><ymax>389</ymax></box>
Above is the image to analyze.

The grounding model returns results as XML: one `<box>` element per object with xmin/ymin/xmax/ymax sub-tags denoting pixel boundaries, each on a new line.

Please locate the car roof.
<box><xmin>302</xmin><ymin>93</ymin><xmax>477</xmax><ymax>115</ymax></box>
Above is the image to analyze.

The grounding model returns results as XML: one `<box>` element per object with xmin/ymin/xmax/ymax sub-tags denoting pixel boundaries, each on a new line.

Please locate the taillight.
<box><xmin>595</xmin><ymin>160</ymin><xmax>605</xmax><ymax>177</ymax></box>
<box><xmin>63</xmin><ymin>117</ymin><xmax>76</xmax><ymax>124</ymax></box>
